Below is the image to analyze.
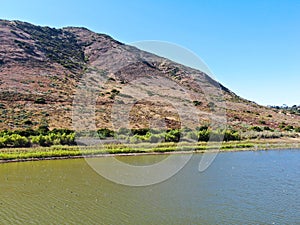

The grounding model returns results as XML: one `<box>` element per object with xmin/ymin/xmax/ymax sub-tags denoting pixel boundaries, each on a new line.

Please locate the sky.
<box><xmin>1</xmin><ymin>0</ymin><xmax>299</xmax><ymax>106</ymax></box>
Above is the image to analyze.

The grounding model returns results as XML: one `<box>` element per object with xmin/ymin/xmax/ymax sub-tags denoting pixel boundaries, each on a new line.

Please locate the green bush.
<box><xmin>263</xmin><ymin>126</ymin><xmax>273</xmax><ymax>131</ymax></box>
<box><xmin>259</xmin><ymin>120</ymin><xmax>266</xmax><ymax>125</ymax></box>
<box><xmin>131</xmin><ymin>128</ymin><xmax>150</xmax><ymax>136</ymax></box>
<box><xmin>165</xmin><ymin>129</ymin><xmax>181</xmax><ymax>142</ymax></box>
<box><xmin>129</xmin><ymin>136</ymin><xmax>139</xmax><ymax>143</ymax></box>
<box><xmin>250</xmin><ymin>126</ymin><xmax>263</xmax><ymax>132</ymax></box>
<box><xmin>30</xmin><ymin>133</ymin><xmax>75</xmax><ymax>147</ymax></box>
<box><xmin>1</xmin><ymin>129</ymin><xmax>38</xmax><ymax>137</ymax></box>
<box><xmin>223</xmin><ymin>130</ymin><xmax>240</xmax><ymax>141</ymax></box>
<box><xmin>193</xmin><ymin>101</ymin><xmax>202</xmax><ymax>106</ymax></box>
<box><xmin>196</xmin><ymin>125</ymin><xmax>209</xmax><ymax>131</ymax></box>
<box><xmin>283</xmin><ymin>125</ymin><xmax>294</xmax><ymax>131</ymax></box>
<box><xmin>0</xmin><ymin>134</ymin><xmax>30</xmax><ymax>147</ymax></box>
<box><xmin>23</xmin><ymin>120</ymin><xmax>33</xmax><ymax>125</ymax></box>
<box><xmin>198</xmin><ymin>130</ymin><xmax>210</xmax><ymax>142</ymax></box>
<box><xmin>50</xmin><ymin>128</ymin><xmax>74</xmax><ymax>135</ymax></box>
<box><xmin>31</xmin><ymin>135</ymin><xmax>49</xmax><ymax>146</ymax></box>
<box><xmin>278</xmin><ymin>122</ymin><xmax>286</xmax><ymax>129</ymax></box>
<box><xmin>37</xmin><ymin>125</ymin><xmax>50</xmax><ymax>135</ymax></box>
<box><xmin>13</xmin><ymin>128</ymin><xmax>38</xmax><ymax>137</ymax></box>
<box><xmin>197</xmin><ymin>129</ymin><xmax>240</xmax><ymax>142</ymax></box>
<box><xmin>136</xmin><ymin>133</ymin><xmax>151</xmax><ymax>142</ymax></box>
<box><xmin>0</xmin><ymin>137</ymin><xmax>5</xmax><ymax>148</ymax></box>
<box><xmin>0</xmin><ymin>127</ymin><xmax>76</xmax><ymax>148</ymax></box>
<box><xmin>97</xmin><ymin>128</ymin><xmax>114</xmax><ymax>139</ymax></box>
<box><xmin>111</xmin><ymin>89</ymin><xmax>120</xmax><ymax>94</ymax></box>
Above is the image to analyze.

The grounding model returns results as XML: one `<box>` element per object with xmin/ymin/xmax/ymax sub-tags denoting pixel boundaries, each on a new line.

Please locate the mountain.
<box><xmin>0</xmin><ymin>19</ymin><xmax>299</xmax><ymax>132</ymax></box>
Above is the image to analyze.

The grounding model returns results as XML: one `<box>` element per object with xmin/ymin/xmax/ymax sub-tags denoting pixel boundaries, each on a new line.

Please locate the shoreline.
<box><xmin>0</xmin><ymin>138</ymin><xmax>300</xmax><ymax>164</ymax></box>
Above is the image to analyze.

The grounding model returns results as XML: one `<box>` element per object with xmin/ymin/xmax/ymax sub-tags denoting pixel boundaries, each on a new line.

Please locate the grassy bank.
<box><xmin>1</xmin><ymin>139</ymin><xmax>299</xmax><ymax>162</ymax></box>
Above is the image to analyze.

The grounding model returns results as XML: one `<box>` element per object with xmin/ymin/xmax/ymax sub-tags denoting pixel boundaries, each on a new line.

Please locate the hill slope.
<box><xmin>0</xmin><ymin>19</ymin><xmax>299</xmax><ymax>132</ymax></box>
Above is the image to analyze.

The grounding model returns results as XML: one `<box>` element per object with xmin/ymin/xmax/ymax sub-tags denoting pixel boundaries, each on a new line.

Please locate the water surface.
<box><xmin>0</xmin><ymin>149</ymin><xmax>299</xmax><ymax>224</ymax></box>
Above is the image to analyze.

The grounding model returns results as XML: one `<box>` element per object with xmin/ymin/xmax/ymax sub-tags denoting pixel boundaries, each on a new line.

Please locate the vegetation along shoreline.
<box><xmin>0</xmin><ymin>126</ymin><xmax>299</xmax><ymax>163</ymax></box>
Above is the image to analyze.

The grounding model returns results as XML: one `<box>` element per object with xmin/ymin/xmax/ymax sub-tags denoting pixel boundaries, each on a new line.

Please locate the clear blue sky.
<box><xmin>1</xmin><ymin>0</ymin><xmax>299</xmax><ymax>106</ymax></box>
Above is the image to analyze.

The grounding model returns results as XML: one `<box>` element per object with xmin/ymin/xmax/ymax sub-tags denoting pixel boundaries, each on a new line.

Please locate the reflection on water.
<box><xmin>0</xmin><ymin>150</ymin><xmax>299</xmax><ymax>224</ymax></box>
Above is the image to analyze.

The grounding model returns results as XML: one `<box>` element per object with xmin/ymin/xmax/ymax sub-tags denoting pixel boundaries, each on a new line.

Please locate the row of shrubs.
<box><xmin>241</xmin><ymin>130</ymin><xmax>298</xmax><ymax>140</ymax></box>
<box><xmin>0</xmin><ymin>133</ymin><xmax>76</xmax><ymax>148</ymax></box>
<box><xmin>2</xmin><ymin>122</ymin><xmax>299</xmax><ymax>148</ymax></box>
<box><xmin>0</xmin><ymin>127</ymin><xmax>75</xmax><ymax>148</ymax></box>
<box><xmin>96</xmin><ymin>127</ymin><xmax>241</xmax><ymax>143</ymax></box>
<box><xmin>249</xmin><ymin>125</ymin><xmax>300</xmax><ymax>133</ymax></box>
<box><xmin>0</xmin><ymin>126</ymin><xmax>74</xmax><ymax>137</ymax></box>
<box><xmin>0</xmin><ymin>126</ymin><xmax>241</xmax><ymax>148</ymax></box>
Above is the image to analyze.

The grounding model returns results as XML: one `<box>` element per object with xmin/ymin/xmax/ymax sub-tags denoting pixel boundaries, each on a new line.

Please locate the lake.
<box><xmin>0</xmin><ymin>149</ymin><xmax>299</xmax><ymax>224</ymax></box>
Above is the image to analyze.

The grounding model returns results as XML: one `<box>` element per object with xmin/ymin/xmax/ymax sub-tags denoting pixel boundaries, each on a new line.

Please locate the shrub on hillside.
<box><xmin>250</xmin><ymin>126</ymin><xmax>263</xmax><ymax>132</ymax></box>
<box><xmin>283</xmin><ymin>125</ymin><xmax>294</xmax><ymax>131</ymax></box>
<box><xmin>193</xmin><ymin>101</ymin><xmax>202</xmax><ymax>106</ymax></box>
<box><xmin>34</xmin><ymin>97</ymin><xmax>46</xmax><ymax>104</ymax></box>
<box><xmin>50</xmin><ymin>128</ymin><xmax>74</xmax><ymax>135</ymax></box>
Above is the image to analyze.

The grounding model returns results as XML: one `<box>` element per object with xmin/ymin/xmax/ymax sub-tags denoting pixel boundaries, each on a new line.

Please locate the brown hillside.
<box><xmin>0</xmin><ymin>19</ymin><xmax>299</xmax><ymax>131</ymax></box>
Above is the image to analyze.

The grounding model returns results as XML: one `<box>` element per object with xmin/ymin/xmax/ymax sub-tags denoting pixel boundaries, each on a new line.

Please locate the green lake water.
<box><xmin>0</xmin><ymin>150</ymin><xmax>299</xmax><ymax>224</ymax></box>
